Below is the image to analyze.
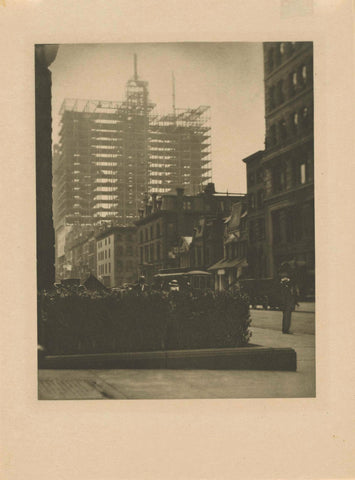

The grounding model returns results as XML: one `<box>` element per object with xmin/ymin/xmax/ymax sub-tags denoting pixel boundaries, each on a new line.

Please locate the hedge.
<box><xmin>38</xmin><ymin>288</ymin><xmax>251</xmax><ymax>355</ymax></box>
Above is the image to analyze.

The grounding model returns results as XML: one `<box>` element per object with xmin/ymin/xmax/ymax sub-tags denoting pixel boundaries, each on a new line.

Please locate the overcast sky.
<box><xmin>50</xmin><ymin>43</ymin><xmax>265</xmax><ymax>193</ymax></box>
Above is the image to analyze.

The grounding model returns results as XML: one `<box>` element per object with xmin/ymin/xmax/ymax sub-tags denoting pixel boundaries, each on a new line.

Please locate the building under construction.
<box><xmin>53</xmin><ymin>55</ymin><xmax>211</xmax><ymax>278</ymax></box>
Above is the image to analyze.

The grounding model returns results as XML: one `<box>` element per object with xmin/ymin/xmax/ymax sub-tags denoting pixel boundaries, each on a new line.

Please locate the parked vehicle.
<box><xmin>153</xmin><ymin>270</ymin><xmax>212</xmax><ymax>292</ymax></box>
<box><xmin>239</xmin><ymin>277</ymin><xmax>281</xmax><ymax>309</ymax></box>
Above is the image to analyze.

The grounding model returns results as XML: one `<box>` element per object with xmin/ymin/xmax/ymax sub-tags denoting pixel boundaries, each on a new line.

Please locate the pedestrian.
<box><xmin>279</xmin><ymin>276</ymin><xmax>296</xmax><ymax>334</ymax></box>
<box><xmin>168</xmin><ymin>279</ymin><xmax>179</xmax><ymax>292</ymax></box>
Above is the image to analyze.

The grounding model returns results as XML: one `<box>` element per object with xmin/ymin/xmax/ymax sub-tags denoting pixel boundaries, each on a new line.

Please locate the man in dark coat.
<box><xmin>279</xmin><ymin>276</ymin><xmax>296</xmax><ymax>334</ymax></box>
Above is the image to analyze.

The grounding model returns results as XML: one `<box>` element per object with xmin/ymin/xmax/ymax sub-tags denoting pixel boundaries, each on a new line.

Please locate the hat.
<box><xmin>170</xmin><ymin>280</ymin><xmax>178</xmax><ymax>284</ymax></box>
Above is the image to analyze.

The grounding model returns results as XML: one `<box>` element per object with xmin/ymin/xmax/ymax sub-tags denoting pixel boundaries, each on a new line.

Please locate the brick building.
<box><xmin>67</xmin><ymin>231</ymin><xmax>97</xmax><ymax>283</ymax></box>
<box><xmin>209</xmin><ymin>201</ymin><xmax>248</xmax><ymax>291</ymax></box>
<box><xmin>96</xmin><ymin>225</ymin><xmax>138</xmax><ymax>288</ymax></box>
<box><xmin>135</xmin><ymin>184</ymin><xmax>245</xmax><ymax>283</ymax></box>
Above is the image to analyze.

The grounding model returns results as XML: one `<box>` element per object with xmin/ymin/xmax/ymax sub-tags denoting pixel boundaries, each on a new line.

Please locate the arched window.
<box><xmin>302</xmin><ymin>65</ymin><xmax>307</xmax><ymax>81</ymax></box>
<box><xmin>277</xmin><ymin>80</ymin><xmax>284</xmax><ymax>104</ymax></box>
<box><xmin>279</xmin><ymin>119</ymin><xmax>287</xmax><ymax>140</ymax></box>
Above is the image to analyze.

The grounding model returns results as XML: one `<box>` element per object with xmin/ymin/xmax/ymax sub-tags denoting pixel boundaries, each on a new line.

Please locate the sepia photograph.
<box><xmin>36</xmin><ymin>42</ymin><xmax>315</xmax><ymax>400</ymax></box>
<box><xmin>2</xmin><ymin>0</ymin><xmax>354</xmax><ymax>479</ymax></box>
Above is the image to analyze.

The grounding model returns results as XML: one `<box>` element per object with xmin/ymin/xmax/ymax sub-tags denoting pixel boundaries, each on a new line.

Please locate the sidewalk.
<box><xmin>295</xmin><ymin>302</ymin><xmax>315</xmax><ymax>313</ymax></box>
<box><xmin>38</xmin><ymin>321</ymin><xmax>315</xmax><ymax>400</ymax></box>
<box><xmin>251</xmin><ymin>302</ymin><xmax>315</xmax><ymax>313</ymax></box>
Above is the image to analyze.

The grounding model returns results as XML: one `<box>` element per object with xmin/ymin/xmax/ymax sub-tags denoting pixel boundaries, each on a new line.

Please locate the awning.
<box><xmin>187</xmin><ymin>270</ymin><xmax>211</xmax><ymax>276</ymax></box>
<box><xmin>208</xmin><ymin>257</ymin><xmax>248</xmax><ymax>271</ymax></box>
<box><xmin>225</xmin><ymin>232</ymin><xmax>240</xmax><ymax>244</ymax></box>
<box><xmin>181</xmin><ymin>236</ymin><xmax>193</xmax><ymax>246</ymax></box>
<box><xmin>154</xmin><ymin>272</ymin><xmax>187</xmax><ymax>278</ymax></box>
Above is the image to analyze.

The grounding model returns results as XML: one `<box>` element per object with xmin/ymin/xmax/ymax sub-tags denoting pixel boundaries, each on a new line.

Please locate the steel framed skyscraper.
<box><xmin>53</xmin><ymin>56</ymin><xmax>212</xmax><ymax>278</ymax></box>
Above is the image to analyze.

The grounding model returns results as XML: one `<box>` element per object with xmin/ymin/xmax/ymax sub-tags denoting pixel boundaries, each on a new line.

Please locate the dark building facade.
<box><xmin>243</xmin><ymin>42</ymin><xmax>314</xmax><ymax>296</ymax></box>
<box><xmin>243</xmin><ymin>150</ymin><xmax>267</xmax><ymax>280</ymax></box>
<box><xmin>35</xmin><ymin>44</ymin><xmax>59</xmax><ymax>290</ymax></box>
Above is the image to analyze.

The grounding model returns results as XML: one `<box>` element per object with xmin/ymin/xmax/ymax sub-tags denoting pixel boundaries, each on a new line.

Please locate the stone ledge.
<box><xmin>39</xmin><ymin>346</ymin><xmax>297</xmax><ymax>371</ymax></box>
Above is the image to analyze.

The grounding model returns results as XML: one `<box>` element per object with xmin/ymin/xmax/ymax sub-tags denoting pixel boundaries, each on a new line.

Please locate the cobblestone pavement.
<box><xmin>38</xmin><ymin>308</ymin><xmax>315</xmax><ymax>400</ymax></box>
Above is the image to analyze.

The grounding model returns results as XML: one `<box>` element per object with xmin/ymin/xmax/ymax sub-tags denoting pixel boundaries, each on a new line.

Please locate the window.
<box><xmin>280</xmin><ymin>119</ymin><xmax>288</xmax><ymax>141</ymax></box>
<box><xmin>277</xmin><ymin>79</ymin><xmax>284</xmax><ymax>104</ymax></box>
<box><xmin>269</xmin><ymin>124</ymin><xmax>277</xmax><ymax>146</ymax></box>
<box><xmin>257</xmin><ymin>189</ymin><xmax>264</xmax><ymax>208</ymax></box>
<box><xmin>156</xmin><ymin>243</ymin><xmax>161</xmax><ymax>260</ymax></box>
<box><xmin>249</xmin><ymin>221</ymin><xmax>255</xmax><ymax>242</ymax></box>
<box><xmin>272</xmin><ymin>210</ymin><xmax>281</xmax><ymax>244</ymax></box>
<box><xmin>196</xmin><ymin>247</ymin><xmax>202</xmax><ymax>266</ymax></box>
<box><xmin>269</xmin><ymin>86</ymin><xmax>275</xmax><ymax>109</ymax></box>
<box><xmin>205</xmin><ymin>247</ymin><xmax>210</xmax><ymax>265</ymax></box>
<box><xmin>294</xmin><ymin>208</ymin><xmax>303</xmax><ymax>241</ymax></box>
<box><xmin>302</xmin><ymin>107</ymin><xmax>310</xmax><ymax>129</ymax></box>
<box><xmin>150</xmin><ymin>226</ymin><xmax>153</xmax><ymax>240</ymax></box>
<box><xmin>248</xmin><ymin>172</ymin><xmax>255</xmax><ymax>186</ymax></box>
<box><xmin>140</xmin><ymin>247</ymin><xmax>143</xmax><ymax>263</ymax></box>
<box><xmin>145</xmin><ymin>228</ymin><xmax>148</xmax><ymax>241</ymax></box>
<box><xmin>140</xmin><ymin>230</ymin><xmax>143</xmax><ymax>243</ymax></box>
<box><xmin>300</xmin><ymin>163</ymin><xmax>306</xmax><ymax>184</ymax></box>
<box><xmin>256</xmin><ymin>168</ymin><xmax>263</xmax><ymax>183</ymax></box>
<box><xmin>302</xmin><ymin>65</ymin><xmax>307</xmax><ymax>81</ymax></box>
<box><xmin>108</xmin><ymin>263</ymin><xmax>111</xmax><ymax>273</ymax></box>
<box><xmin>183</xmin><ymin>200</ymin><xmax>192</xmax><ymax>210</ymax></box>
<box><xmin>249</xmin><ymin>194</ymin><xmax>255</xmax><ymax>209</ymax></box>
<box><xmin>156</xmin><ymin>223</ymin><xmax>161</xmax><ymax>238</ymax></box>
<box><xmin>268</xmin><ymin>48</ymin><xmax>274</xmax><ymax>72</ymax></box>
<box><xmin>257</xmin><ymin>218</ymin><xmax>265</xmax><ymax>241</ymax></box>
<box><xmin>273</xmin><ymin>163</ymin><xmax>287</xmax><ymax>193</ymax></box>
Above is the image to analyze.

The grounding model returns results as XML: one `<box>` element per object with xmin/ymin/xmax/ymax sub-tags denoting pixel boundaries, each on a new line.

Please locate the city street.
<box><xmin>38</xmin><ymin>304</ymin><xmax>315</xmax><ymax>400</ymax></box>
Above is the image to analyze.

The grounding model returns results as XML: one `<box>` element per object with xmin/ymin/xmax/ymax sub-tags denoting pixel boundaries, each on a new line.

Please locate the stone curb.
<box><xmin>39</xmin><ymin>346</ymin><xmax>297</xmax><ymax>371</ymax></box>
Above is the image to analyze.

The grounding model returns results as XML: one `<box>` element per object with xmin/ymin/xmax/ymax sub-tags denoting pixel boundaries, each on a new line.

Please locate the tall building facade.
<box><xmin>243</xmin><ymin>42</ymin><xmax>314</xmax><ymax>296</ymax></box>
<box><xmin>53</xmin><ymin>57</ymin><xmax>211</xmax><ymax>279</ymax></box>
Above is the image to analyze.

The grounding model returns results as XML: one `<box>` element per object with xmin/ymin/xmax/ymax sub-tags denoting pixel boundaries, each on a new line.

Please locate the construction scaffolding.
<box><xmin>54</xmin><ymin>56</ymin><xmax>212</xmax><ymax>238</ymax></box>
<box><xmin>149</xmin><ymin>106</ymin><xmax>212</xmax><ymax>196</ymax></box>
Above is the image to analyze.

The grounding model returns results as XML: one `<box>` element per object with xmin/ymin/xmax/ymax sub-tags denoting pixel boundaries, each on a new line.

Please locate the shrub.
<box><xmin>38</xmin><ymin>287</ymin><xmax>251</xmax><ymax>355</ymax></box>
